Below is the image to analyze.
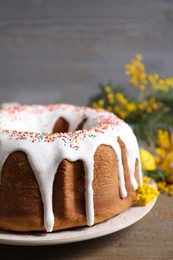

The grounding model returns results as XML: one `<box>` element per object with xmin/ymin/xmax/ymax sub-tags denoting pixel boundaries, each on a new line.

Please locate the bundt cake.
<box><xmin>0</xmin><ymin>104</ymin><xmax>142</xmax><ymax>232</ymax></box>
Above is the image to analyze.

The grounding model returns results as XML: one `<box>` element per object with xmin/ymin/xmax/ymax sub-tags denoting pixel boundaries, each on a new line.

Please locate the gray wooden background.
<box><xmin>0</xmin><ymin>0</ymin><xmax>173</xmax><ymax>106</ymax></box>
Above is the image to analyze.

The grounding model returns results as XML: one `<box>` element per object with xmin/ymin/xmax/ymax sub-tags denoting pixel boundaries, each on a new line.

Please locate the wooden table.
<box><xmin>0</xmin><ymin>194</ymin><xmax>172</xmax><ymax>260</ymax></box>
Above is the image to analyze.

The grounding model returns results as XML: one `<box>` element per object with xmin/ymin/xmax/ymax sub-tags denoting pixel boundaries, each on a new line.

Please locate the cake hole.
<box><xmin>52</xmin><ymin>117</ymin><xmax>87</xmax><ymax>133</ymax></box>
<box><xmin>75</xmin><ymin>118</ymin><xmax>87</xmax><ymax>131</ymax></box>
<box><xmin>52</xmin><ymin>117</ymin><xmax>69</xmax><ymax>133</ymax></box>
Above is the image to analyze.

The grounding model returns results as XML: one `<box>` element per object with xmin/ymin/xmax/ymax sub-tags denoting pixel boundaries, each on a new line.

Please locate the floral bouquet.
<box><xmin>89</xmin><ymin>54</ymin><xmax>173</xmax><ymax>197</ymax></box>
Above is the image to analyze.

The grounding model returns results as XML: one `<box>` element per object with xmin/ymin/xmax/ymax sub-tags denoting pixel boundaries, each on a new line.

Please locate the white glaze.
<box><xmin>0</xmin><ymin>104</ymin><xmax>142</xmax><ymax>232</ymax></box>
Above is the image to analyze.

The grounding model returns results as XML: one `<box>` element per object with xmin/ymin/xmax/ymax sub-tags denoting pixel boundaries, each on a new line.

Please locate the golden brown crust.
<box><xmin>0</xmin><ymin>151</ymin><xmax>44</xmax><ymax>231</ymax></box>
<box><xmin>0</xmin><ymin>140</ymin><xmax>138</xmax><ymax>232</ymax></box>
<box><xmin>93</xmin><ymin>142</ymin><xmax>136</xmax><ymax>224</ymax></box>
<box><xmin>53</xmin><ymin>159</ymin><xmax>86</xmax><ymax>230</ymax></box>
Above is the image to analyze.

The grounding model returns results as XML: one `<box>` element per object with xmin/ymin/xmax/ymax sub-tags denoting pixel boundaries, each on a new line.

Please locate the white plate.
<box><xmin>0</xmin><ymin>183</ymin><xmax>158</xmax><ymax>246</ymax></box>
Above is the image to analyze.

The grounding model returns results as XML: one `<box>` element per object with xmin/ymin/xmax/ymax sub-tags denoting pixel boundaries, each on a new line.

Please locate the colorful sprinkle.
<box><xmin>0</xmin><ymin>104</ymin><xmax>122</xmax><ymax>150</ymax></box>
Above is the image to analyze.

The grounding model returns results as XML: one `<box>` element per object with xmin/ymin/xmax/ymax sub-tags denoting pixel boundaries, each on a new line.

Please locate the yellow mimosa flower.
<box><xmin>136</xmin><ymin>54</ymin><xmax>142</xmax><ymax>61</ymax></box>
<box><xmin>125</xmin><ymin>103</ymin><xmax>137</xmax><ymax>112</ymax></box>
<box><xmin>118</xmin><ymin>110</ymin><xmax>127</xmax><ymax>119</ymax></box>
<box><xmin>155</xmin><ymin>148</ymin><xmax>166</xmax><ymax>158</ymax></box>
<box><xmin>106</xmin><ymin>106</ymin><xmax>113</xmax><ymax>112</ymax></box>
<box><xmin>146</xmin><ymin>107</ymin><xmax>152</xmax><ymax>113</ymax></box>
<box><xmin>104</xmin><ymin>85</ymin><xmax>111</xmax><ymax>93</ymax></box>
<box><xmin>98</xmin><ymin>99</ymin><xmax>104</xmax><ymax>108</ymax></box>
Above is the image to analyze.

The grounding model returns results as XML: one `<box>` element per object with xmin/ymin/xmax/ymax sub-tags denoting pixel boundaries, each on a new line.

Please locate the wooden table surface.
<box><xmin>0</xmin><ymin>194</ymin><xmax>173</xmax><ymax>260</ymax></box>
